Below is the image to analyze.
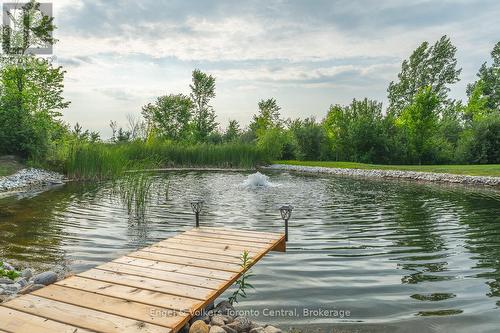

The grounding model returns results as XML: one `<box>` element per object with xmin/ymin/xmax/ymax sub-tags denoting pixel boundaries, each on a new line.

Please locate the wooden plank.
<box><xmin>184</xmin><ymin>230</ymin><xmax>276</xmax><ymax>244</ymax></box>
<box><xmin>0</xmin><ymin>306</ymin><xmax>93</xmax><ymax>333</ymax></box>
<box><xmin>57</xmin><ymin>276</ymin><xmax>201</xmax><ymax>313</ymax></box>
<box><xmin>172</xmin><ymin>234</ymin><xmax>265</xmax><ymax>250</ymax></box>
<box><xmin>151</xmin><ymin>242</ymin><xmax>244</xmax><ymax>258</ymax></box>
<box><xmin>160</xmin><ymin>238</ymin><xmax>260</xmax><ymax>256</ymax></box>
<box><xmin>198</xmin><ymin>227</ymin><xmax>282</xmax><ymax>239</ymax></box>
<box><xmin>78</xmin><ymin>269</ymin><xmax>213</xmax><ymax>300</ymax></box>
<box><xmin>32</xmin><ymin>285</ymin><xmax>189</xmax><ymax>330</ymax></box>
<box><xmin>3</xmin><ymin>295</ymin><xmax>168</xmax><ymax>333</ymax></box>
<box><xmin>142</xmin><ymin>245</ymin><xmax>242</xmax><ymax>264</ymax></box>
<box><xmin>114</xmin><ymin>256</ymin><xmax>236</xmax><ymax>281</ymax></box>
<box><xmin>97</xmin><ymin>262</ymin><xmax>224</xmax><ymax>289</ymax></box>
<box><xmin>128</xmin><ymin>251</ymin><xmax>242</xmax><ymax>272</ymax></box>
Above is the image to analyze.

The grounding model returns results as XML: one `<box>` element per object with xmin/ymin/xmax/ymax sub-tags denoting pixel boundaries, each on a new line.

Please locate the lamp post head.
<box><xmin>191</xmin><ymin>200</ymin><xmax>204</xmax><ymax>214</ymax></box>
<box><xmin>279</xmin><ymin>205</ymin><xmax>293</xmax><ymax>220</ymax></box>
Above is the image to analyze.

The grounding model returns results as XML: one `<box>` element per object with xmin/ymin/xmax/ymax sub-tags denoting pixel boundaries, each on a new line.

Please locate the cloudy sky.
<box><xmin>45</xmin><ymin>0</ymin><xmax>500</xmax><ymax>136</ymax></box>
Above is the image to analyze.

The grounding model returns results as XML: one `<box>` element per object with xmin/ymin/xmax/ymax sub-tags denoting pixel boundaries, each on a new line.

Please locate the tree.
<box><xmin>324</xmin><ymin>98</ymin><xmax>389</xmax><ymax>163</ymax></box>
<box><xmin>142</xmin><ymin>94</ymin><xmax>193</xmax><ymax>141</ymax></box>
<box><xmin>190</xmin><ymin>69</ymin><xmax>217</xmax><ymax>142</ymax></box>
<box><xmin>290</xmin><ymin>118</ymin><xmax>329</xmax><ymax>160</ymax></box>
<box><xmin>396</xmin><ymin>87</ymin><xmax>440</xmax><ymax>164</ymax></box>
<box><xmin>0</xmin><ymin>2</ymin><xmax>68</xmax><ymax>159</ymax></box>
<box><xmin>224</xmin><ymin>120</ymin><xmax>241</xmax><ymax>142</ymax></box>
<box><xmin>466</xmin><ymin>41</ymin><xmax>499</xmax><ymax>112</ymax></box>
<box><xmin>250</xmin><ymin>98</ymin><xmax>282</xmax><ymax>135</ymax></box>
<box><xmin>388</xmin><ymin>35</ymin><xmax>461</xmax><ymax>115</ymax></box>
<box><xmin>1</xmin><ymin>0</ymin><xmax>56</xmax><ymax>56</ymax></box>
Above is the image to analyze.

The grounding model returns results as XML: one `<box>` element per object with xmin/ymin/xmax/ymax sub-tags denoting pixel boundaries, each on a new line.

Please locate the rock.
<box><xmin>249</xmin><ymin>328</ymin><xmax>265</xmax><ymax>333</ymax></box>
<box><xmin>227</xmin><ymin>317</ymin><xmax>252</xmax><ymax>332</ymax></box>
<box><xmin>221</xmin><ymin>326</ymin><xmax>237</xmax><ymax>333</ymax></box>
<box><xmin>214</xmin><ymin>300</ymin><xmax>235</xmax><ymax>317</ymax></box>
<box><xmin>0</xmin><ymin>288</ymin><xmax>4</xmax><ymax>295</ymax></box>
<box><xmin>0</xmin><ymin>278</ymin><xmax>14</xmax><ymax>285</ymax></box>
<box><xmin>32</xmin><ymin>271</ymin><xmax>58</xmax><ymax>285</ymax></box>
<box><xmin>221</xmin><ymin>315</ymin><xmax>234</xmax><ymax>324</ymax></box>
<box><xmin>210</xmin><ymin>326</ymin><xmax>227</xmax><ymax>333</ymax></box>
<box><xmin>263</xmin><ymin>326</ymin><xmax>282</xmax><ymax>333</ymax></box>
<box><xmin>211</xmin><ymin>315</ymin><xmax>226</xmax><ymax>326</ymax></box>
<box><xmin>189</xmin><ymin>320</ymin><xmax>209</xmax><ymax>333</ymax></box>
<box><xmin>15</xmin><ymin>277</ymin><xmax>28</xmax><ymax>288</ymax></box>
<box><xmin>19</xmin><ymin>284</ymin><xmax>45</xmax><ymax>295</ymax></box>
<box><xmin>2</xmin><ymin>262</ymin><xmax>15</xmax><ymax>271</ymax></box>
<box><xmin>21</xmin><ymin>268</ymin><xmax>33</xmax><ymax>280</ymax></box>
<box><xmin>3</xmin><ymin>283</ymin><xmax>21</xmax><ymax>294</ymax></box>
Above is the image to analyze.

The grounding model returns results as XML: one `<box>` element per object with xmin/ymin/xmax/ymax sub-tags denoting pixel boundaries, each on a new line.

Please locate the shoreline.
<box><xmin>263</xmin><ymin>164</ymin><xmax>500</xmax><ymax>187</ymax></box>
<box><xmin>0</xmin><ymin>168</ymin><xmax>65</xmax><ymax>197</ymax></box>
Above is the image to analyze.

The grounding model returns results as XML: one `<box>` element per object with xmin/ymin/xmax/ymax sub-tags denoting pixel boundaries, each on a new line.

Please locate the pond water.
<box><xmin>1</xmin><ymin>171</ymin><xmax>500</xmax><ymax>332</ymax></box>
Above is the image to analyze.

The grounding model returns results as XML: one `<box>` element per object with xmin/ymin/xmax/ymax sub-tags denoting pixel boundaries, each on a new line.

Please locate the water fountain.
<box><xmin>242</xmin><ymin>172</ymin><xmax>273</xmax><ymax>188</ymax></box>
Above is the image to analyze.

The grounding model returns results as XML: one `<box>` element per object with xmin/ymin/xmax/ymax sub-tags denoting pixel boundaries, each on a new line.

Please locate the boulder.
<box><xmin>209</xmin><ymin>326</ymin><xmax>227</xmax><ymax>333</ymax></box>
<box><xmin>249</xmin><ymin>328</ymin><xmax>265</xmax><ymax>333</ymax></box>
<box><xmin>19</xmin><ymin>284</ymin><xmax>45</xmax><ymax>295</ymax></box>
<box><xmin>214</xmin><ymin>300</ymin><xmax>235</xmax><ymax>317</ymax></box>
<box><xmin>0</xmin><ymin>278</ymin><xmax>14</xmax><ymax>285</ymax></box>
<box><xmin>227</xmin><ymin>317</ymin><xmax>252</xmax><ymax>332</ymax></box>
<box><xmin>15</xmin><ymin>277</ymin><xmax>28</xmax><ymax>288</ymax></box>
<box><xmin>211</xmin><ymin>315</ymin><xmax>226</xmax><ymax>326</ymax></box>
<box><xmin>2</xmin><ymin>262</ymin><xmax>15</xmax><ymax>271</ymax></box>
<box><xmin>221</xmin><ymin>326</ymin><xmax>237</xmax><ymax>333</ymax></box>
<box><xmin>21</xmin><ymin>268</ymin><xmax>33</xmax><ymax>280</ymax></box>
<box><xmin>189</xmin><ymin>320</ymin><xmax>209</xmax><ymax>333</ymax></box>
<box><xmin>263</xmin><ymin>326</ymin><xmax>282</xmax><ymax>333</ymax></box>
<box><xmin>32</xmin><ymin>271</ymin><xmax>58</xmax><ymax>286</ymax></box>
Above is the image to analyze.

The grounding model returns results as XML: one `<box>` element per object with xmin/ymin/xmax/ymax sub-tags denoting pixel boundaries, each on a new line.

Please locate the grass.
<box><xmin>275</xmin><ymin>160</ymin><xmax>500</xmax><ymax>177</ymax></box>
<box><xmin>0</xmin><ymin>156</ymin><xmax>24</xmax><ymax>177</ymax></box>
<box><xmin>56</xmin><ymin>141</ymin><xmax>266</xmax><ymax>180</ymax></box>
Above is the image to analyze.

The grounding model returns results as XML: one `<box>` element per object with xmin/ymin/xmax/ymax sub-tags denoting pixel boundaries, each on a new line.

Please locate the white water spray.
<box><xmin>242</xmin><ymin>172</ymin><xmax>273</xmax><ymax>188</ymax></box>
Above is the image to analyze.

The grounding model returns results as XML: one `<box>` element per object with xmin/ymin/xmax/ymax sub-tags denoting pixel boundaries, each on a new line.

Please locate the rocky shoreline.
<box><xmin>264</xmin><ymin>164</ymin><xmax>500</xmax><ymax>187</ymax></box>
<box><xmin>0</xmin><ymin>260</ymin><xmax>65</xmax><ymax>303</ymax></box>
<box><xmin>0</xmin><ymin>168</ymin><xmax>64</xmax><ymax>195</ymax></box>
<box><xmin>187</xmin><ymin>300</ymin><xmax>282</xmax><ymax>333</ymax></box>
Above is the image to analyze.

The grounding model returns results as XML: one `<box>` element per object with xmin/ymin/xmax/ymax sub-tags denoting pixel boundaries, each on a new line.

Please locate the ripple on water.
<box><xmin>1</xmin><ymin>171</ymin><xmax>500</xmax><ymax>331</ymax></box>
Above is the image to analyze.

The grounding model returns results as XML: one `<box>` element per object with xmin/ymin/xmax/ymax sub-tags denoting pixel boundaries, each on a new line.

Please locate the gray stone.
<box><xmin>211</xmin><ymin>315</ymin><xmax>226</xmax><ymax>326</ymax></box>
<box><xmin>249</xmin><ymin>328</ymin><xmax>265</xmax><ymax>333</ymax></box>
<box><xmin>15</xmin><ymin>277</ymin><xmax>28</xmax><ymax>288</ymax></box>
<box><xmin>221</xmin><ymin>315</ymin><xmax>234</xmax><ymax>324</ymax></box>
<box><xmin>210</xmin><ymin>326</ymin><xmax>227</xmax><ymax>333</ymax></box>
<box><xmin>263</xmin><ymin>326</ymin><xmax>282</xmax><ymax>333</ymax></box>
<box><xmin>19</xmin><ymin>283</ymin><xmax>45</xmax><ymax>294</ymax></box>
<box><xmin>214</xmin><ymin>300</ymin><xmax>235</xmax><ymax>317</ymax></box>
<box><xmin>0</xmin><ymin>288</ymin><xmax>4</xmax><ymax>295</ymax></box>
<box><xmin>0</xmin><ymin>278</ymin><xmax>14</xmax><ymax>285</ymax></box>
<box><xmin>221</xmin><ymin>326</ymin><xmax>237</xmax><ymax>333</ymax></box>
<box><xmin>32</xmin><ymin>271</ymin><xmax>58</xmax><ymax>286</ymax></box>
<box><xmin>2</xmin><ymin>262</ymin><xmax>15</xmax><ymax>271</ymax></box>
<box><xmin>21</xmin><ymin>268</ymin><xmax>33</xmax><ymax>280</ymax></box>
<box><xmin>227</xmin><ymin>317</ymin><xmax>252</xmax><ymax>332</ymax></box>
<box><xmin>189</xmin><ymin>320</ymin><xmax>209</xmax><ymax>333</ymax></box>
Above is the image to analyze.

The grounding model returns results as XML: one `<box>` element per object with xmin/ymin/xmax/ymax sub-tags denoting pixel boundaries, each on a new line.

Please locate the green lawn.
<box><xmin>274</xmin><ymin>160</ymin><xmax>500</xmax><ymax>177</ymax></box>
<box><xmin>0</xmin><ymin>156</ymin><xmax>24</xmax><ymax>177</ymax></box>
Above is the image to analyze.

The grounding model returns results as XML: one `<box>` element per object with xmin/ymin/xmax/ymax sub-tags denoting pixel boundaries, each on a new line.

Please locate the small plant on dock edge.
<box><xmin>228</xmin><ymin>250</ymin><xmax>255</xmax><ymax>305</ymax></box>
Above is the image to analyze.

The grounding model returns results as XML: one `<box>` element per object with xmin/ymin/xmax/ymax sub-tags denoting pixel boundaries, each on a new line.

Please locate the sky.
<box><xmin>39</xmin><ymin>0</ymin><xmax>500</xmax><ymax>136</ymax></box>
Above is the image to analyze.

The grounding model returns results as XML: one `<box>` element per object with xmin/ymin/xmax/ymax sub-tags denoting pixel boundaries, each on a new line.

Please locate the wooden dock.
<box><xmin>0</xmin><ymin>227</ymin><xmax>285</xmax><ymax>333</ymax></box>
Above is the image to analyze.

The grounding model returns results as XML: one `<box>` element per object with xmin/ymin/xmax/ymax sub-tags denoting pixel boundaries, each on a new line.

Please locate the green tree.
<box><xmin>466</xmin><ymin>41</ymin><xmax>499</xmax><ymax>113</ymax></box>
<box><xmin>0</xmin><ymin>1</ymin><xmax>68</xmax><ymax>159</ymax></box>
<box><xmin>141</xmin><ymin>94</ymin><xmax>193</xmax><ymax>141</ymax></box>
<box><xmin>388</xmin><ymin>35</ymin><xmax>461</xmax><ymax>115</ymax></box>
<box><xmin>250</xmin><ymin>98</ymin><xmax>282</xmax><ymax>135</ymax></box>
<box><xmin>190</xmin><ymin>69</ymin><xmax>217</xmax><ymax>142</ymax></box>
<box><xmin>290</xmin><ymin>118</ymin><xmax>329</xmax><ymax>160</ymax></box>
<box><xmin>396</xmin><ymin>87</ymin><xmax>440</xmax><ymax>164</ymax></box>
<box><xmin>324</xmin><ymin>99</ymin><xmax>389</xmax><ymax>163</ymax></box>
<box><xmin>224</xmin><ymin>120</ymin><xmax>241</xmax><ymax>142</ymax></box>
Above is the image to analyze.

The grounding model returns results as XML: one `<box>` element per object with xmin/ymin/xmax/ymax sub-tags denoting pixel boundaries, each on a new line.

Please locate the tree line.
<box><xmin>0</xmin><ymin>1</ymin><xmax>498</xmax><ymax>166</ymax></box>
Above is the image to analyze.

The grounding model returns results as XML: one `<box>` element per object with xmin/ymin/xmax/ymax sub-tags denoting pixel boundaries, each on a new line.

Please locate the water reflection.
<box><xmin>1</xmin><ymin>171</ymin><xmax>500</xmax><ymax>332</ymax></box>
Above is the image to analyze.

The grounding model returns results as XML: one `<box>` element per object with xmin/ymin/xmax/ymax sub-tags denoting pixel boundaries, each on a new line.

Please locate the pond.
<box><xmin>1</xmin><ymin>171</ymin><xmax>500</xmax><ymax>332</ymax></box>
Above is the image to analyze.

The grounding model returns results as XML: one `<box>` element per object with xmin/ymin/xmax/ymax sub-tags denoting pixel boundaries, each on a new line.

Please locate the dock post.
<box><xmin>191</xmin><ymin>200</ymin><xmax>204</xmax><ymax>228</ymax></box>
<box><xmin>279</xmin><ymin>205</ymin><xmax>293</xmax><ymax>241</ymax></box>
